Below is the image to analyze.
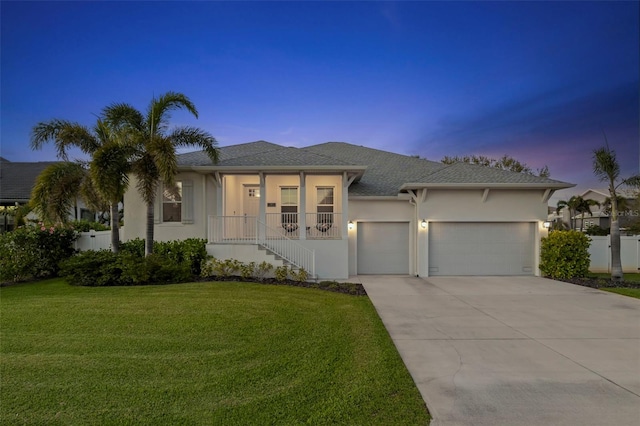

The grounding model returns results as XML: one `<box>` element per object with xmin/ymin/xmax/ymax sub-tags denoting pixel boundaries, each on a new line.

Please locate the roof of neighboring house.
<box><xmin>0</xmin><ymin>159</ymin><xmax>60</xmax><ymax>203</ymax></box>
<box><xmin>178</xmin><ymin>141</ymin><xmax>574</xmax><ymax>196</ymax></box>
<box><xmin>581</xmin><ymin>188</ymin><xmax>638</xmax><ymax>199</ymax></box>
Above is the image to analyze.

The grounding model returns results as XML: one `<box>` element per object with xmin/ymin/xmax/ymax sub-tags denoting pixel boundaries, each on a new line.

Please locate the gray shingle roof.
<box><xmin>178</xmin><ymin>141</ymin><xmax>283</xmax><ymax>166</ymax></box>
<box><xmin>414</xmin><ymin>162</ymin><xmax>569</xmax><ymax>185</ymax></box>
<box><xmin>302</xmin><ymin>142</ymin><xmax>447</xmax><ymax>196</ymax></box>
<box><xmin>177</xmin><ymin>140</ymin><xmax>573</xmax><ymax>196</ymax></box>
<box><xmin>0</xmin><ymin>160</ymin><xmax>60</xmax><ymax>203</ymax></box>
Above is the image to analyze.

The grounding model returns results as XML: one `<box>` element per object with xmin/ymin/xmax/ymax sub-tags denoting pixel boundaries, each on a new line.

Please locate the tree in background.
<box><xmin>31</xmin><ymin>119</ymin><xmax>129</xmax><ymax>252</ymax></box>
<box><xmin>592</xmin><ymin>142</ymin><xmax>640</xmax><ymax>282</ymax></box>
<box><xmin>104</xmin><ymin>92</ymin><xmax>219</xmax><ymax>255</ymax></box>
<box><xmin>441</xmin><ymin>154</ymin><xmax>550</xmax><ymax>177</ymax></box>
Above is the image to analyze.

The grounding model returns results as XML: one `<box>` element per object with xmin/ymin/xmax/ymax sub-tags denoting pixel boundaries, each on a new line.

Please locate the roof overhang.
<box><xmin>399</xmin><ymin>182</ymin><xmax>575</xmax><ymax>191</ymax></box>
<box><xmin>184</xmin><ymin>164</ymin><xmax>367</xmax><ymax>181</ymax></box>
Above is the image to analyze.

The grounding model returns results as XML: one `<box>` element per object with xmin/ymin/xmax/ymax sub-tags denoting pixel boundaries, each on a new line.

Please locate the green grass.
<box><xmin>1</xmin><ymin>279</ymin><xmax>430</xmax><ymax>425</ymax></box>
<box><xmin>601</xmin><ymin>287</ymin><xmax>640</xmax><ymax>299</ymax></box>
<box><xmin>589</xmin><ymin>272</ymin><xmax>640</xmax><ymax>282</ymax></box>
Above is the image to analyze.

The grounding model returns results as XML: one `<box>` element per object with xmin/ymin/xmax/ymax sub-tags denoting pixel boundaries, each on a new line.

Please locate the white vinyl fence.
<box><xmin>74</xmin><ymin>229</ymin><xmax>123</xmax><ymax>252</ymax></box>
<box><xmin>588</xmin><ymin>235</ymin><xmax>640</xmax><ymax>273</ymax></box>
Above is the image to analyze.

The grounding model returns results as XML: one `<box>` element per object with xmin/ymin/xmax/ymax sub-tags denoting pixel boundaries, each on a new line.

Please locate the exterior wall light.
<box><xmin>348</xmin><ymin>221</ymin><xmax>354</xmax><ymax>230</ymax></box>
<box><xmin>421</xmin><ymin>219</ymin><xmax>427</xmax><ymax>229</ymax></box>
<box><xmin>543</xmin><ymin>221</ymin><xmax>552</xmax><ymax>229</ymax></box>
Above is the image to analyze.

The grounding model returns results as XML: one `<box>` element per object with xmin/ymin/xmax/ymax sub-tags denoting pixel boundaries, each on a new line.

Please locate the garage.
<box><xmin>357</xmin><ymin>222</ymin><xmax>409</xmax><ymax>274</ymax></box>
<box><xmin>428</xmin><ymin>222</ymin><xmax>535</xmax><ymax>276</ymax></box>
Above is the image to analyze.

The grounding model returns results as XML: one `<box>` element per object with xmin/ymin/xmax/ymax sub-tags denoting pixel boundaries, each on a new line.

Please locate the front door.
<box><xmin>243</xmin><ymin>185</ymin><xmax>260</xmax><ymax>237</ymax></box>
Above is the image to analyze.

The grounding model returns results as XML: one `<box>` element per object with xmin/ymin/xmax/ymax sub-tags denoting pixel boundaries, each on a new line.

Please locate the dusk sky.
<box><xmin>2</xmin><ymin>1</ymin><xmax>638</xmax><ymax>202</ymax></box>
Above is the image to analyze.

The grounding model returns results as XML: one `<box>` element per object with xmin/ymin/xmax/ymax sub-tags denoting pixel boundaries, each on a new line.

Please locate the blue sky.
<box><xmin>2</xmin><ymin>1</ymin><xmax>638</xmax><ymax>200</ymax></box>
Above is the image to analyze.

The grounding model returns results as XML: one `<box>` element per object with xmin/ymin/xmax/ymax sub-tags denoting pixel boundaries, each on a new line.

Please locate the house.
<box><xmin>123</xmin><ymin>141</ymin><xmax>574</xmax><ymax>279</ymax></box>
<box><xmin>553</xmin><ymin>189</ymin><xmax>639</xmax><ymax>231</ymax></box>
<box><xmin>0</xmin><ymin>157</ymin><xmax>96</xmax><ymax>231</ymax></box>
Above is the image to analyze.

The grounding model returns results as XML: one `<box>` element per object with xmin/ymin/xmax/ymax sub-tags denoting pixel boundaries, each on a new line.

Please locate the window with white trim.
<box><xmin>281</xmin><ymin>187</ymin><xmax>298</xmax><ymax>225</ymax></box>
<box><xmin>162</xmin><ymin>181</ymin><xmax>182</xmax><ymax>222</ymax></box>
<box><xmin>317</xmin><ymin>187</ymin><xmax>334</xmax><ymax>224</ymax></box>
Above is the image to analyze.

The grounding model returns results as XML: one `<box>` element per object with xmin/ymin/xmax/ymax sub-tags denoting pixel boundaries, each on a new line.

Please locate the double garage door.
<box><xmin>357</xmin><ymin>221</ymin><xmax>534</xmax><ymax>276</ymax></box>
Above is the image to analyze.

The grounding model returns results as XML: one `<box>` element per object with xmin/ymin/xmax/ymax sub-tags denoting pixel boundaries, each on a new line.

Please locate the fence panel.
<box><xmin>588</xmin><ymin>235</ymin><xmax>639</xmax><ymax>273</ymax></box>
<box><xmin>75</xmin><ymin>230</ymin><xmax>122</xmax><ymax>252</ymax></box>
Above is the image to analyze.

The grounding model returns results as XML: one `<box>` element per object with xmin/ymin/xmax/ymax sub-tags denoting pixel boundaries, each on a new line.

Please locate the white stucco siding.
<box><xmin>419</xmin><ymin>189</ymin><xmax>548</xmax><ymax>222</ymax></box>
<box><xmin>123</xmin><ymin>172</ymin><xmax>215</xmax><ymax>242</ymax></box>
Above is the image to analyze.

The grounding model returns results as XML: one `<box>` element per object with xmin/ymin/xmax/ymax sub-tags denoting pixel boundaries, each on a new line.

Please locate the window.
<box><xmin>162</xmin><ymin>182</ymin><xmax>182</xmax><ymax>222</ymax></box>
<box><xmin>80</xmin><ymin>208</ymin><xmax>94</xmax><ymax>221</ymax></box>
<box><xmin>317</xmin><ymin>187</ymin><xmax>334</xmax><ymax>224</ymax></box>
<box><xmin>281</xmin><ymin>187</ymin><xmax>298</xmax><ymax>225</ymax></box>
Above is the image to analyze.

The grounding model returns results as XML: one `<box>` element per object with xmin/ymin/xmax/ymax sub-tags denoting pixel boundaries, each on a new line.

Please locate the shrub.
<box><xmin>290</xmin><ymin>267</ymin><xmax>309</xmax><ymax>282</ymax></box>
<box><xmin>59</xmin><ymin>250</ymin><xmax>122</xmax><ymax>286</ymax></box>
<box><xmin>253</xmin><ymin>261</ymin><xmax>274</xmax><ymax>281</ymax></box>
<box><xmin>70</xmin><ymin>220</ymin><xmax>110</xmax><ymax>232</ymax></box>
<box><xmin>274</xmin><ymin>265</ymin><xmax>289</xmax><ymax>282</ymax></box>
<box><xmin>585</xmin><ymin>225</ymin><xmax>609</xmax><ymax>236</ymax></box>
<box><xmin>0</xmin><ymin>224</ymin><xmax>78</xmax><ymax>282</ymax></box>
<box><xmin>539</xmin><ymin>230</ymin><xmax>591</xmax><ymax>279</ymax></box>
<box><xmin>120</xmin><ymin>238</ymin><xmax>145</xmax><ymax>257</ymax></box>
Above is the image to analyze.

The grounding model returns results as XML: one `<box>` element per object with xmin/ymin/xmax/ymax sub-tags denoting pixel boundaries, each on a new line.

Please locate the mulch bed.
<box><xmin>199</xmin><ymin>276</ymin><xmax>368</xmax><ymax>296</ymax></box>
<box><xmin>556</xmin><ymin>276</ymin><xmax>640</xmax><ymax>290</ymax></box>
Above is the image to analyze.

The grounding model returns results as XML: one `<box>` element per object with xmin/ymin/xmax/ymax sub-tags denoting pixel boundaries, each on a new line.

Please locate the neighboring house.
<box><xmin>0</xmin><ymin>157</ymin><xmax>95</xmax><ymax>231</ymax></box>
<box><xmin>123</xmin><ymin>141</ymin><xmax>574</xmax><ymax>279</ymax></box>
<box><xmin>562</xmin><ymin>189</ymin><xmax>638</xmax><ymax>231</ymax></box>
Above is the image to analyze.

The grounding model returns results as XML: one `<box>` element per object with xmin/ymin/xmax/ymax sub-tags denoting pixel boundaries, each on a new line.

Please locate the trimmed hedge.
<box><xmin>539</xmin><ymin>230</ymin><xmax>591</xmax><ymax>279</ymax></box>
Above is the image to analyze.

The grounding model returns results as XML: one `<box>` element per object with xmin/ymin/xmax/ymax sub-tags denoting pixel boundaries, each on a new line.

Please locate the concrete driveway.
<box><xmin>359</xmin><ymin>275</ymin><xmax>640</xmax><ymax>426</ymax></box>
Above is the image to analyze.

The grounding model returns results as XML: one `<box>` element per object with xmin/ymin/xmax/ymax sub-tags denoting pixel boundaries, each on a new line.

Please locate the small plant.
<box><xmin>240</xmin><ymin>262</ymin><xmax>256</xmax><ymax>280</ymax></box>
<box><xmin>212</xmin><ymin>258</ymin><xmax>242</xmax><ymax>277</ymax></box>
<box><xmin>274</xmin><ymin>265</ymin><xmax>289</xmax><ymax>282</ymax></box>
<box><xmin>585</xmin><ymin>225</ymin><xmax>609</xmax><ymax>236</ymax></box>
<box><xmin>253</xmin><ymin>261</ymin><xmax>274</xmax><ymax>281</ymax></box>
<box><xmin>539</xmin><ymin>230</ymin><xmax>591</xmax><ymax>279</ymax></box>
<box><xmin>290</xmin><ymin>267</ymin><xmax>309</xmax><ymax>282</ymax></box>
<box><xmin>70</xmin><ymin>220</ymin><xmax>110</xmax><ymax>232</ymax></box>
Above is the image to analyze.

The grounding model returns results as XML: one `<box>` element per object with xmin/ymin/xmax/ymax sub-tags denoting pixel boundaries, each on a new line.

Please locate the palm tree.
<box><xmin>556</xmin><ymin>196</ymin><xmax>582</xmax><ymax>230</ymax></box>
<box><xmin>30</xmin><ymin>161</ymin><xmax>106</xmax><ymax>225</ymax></box>
<box><xmin>31</xmin><ymin>119</ymin><xmax>129</xmax><ymax>251</ymax></box>
<box><xmin>104</xmin><ymin>92</ymin><xmax>219</xmax><ymax>255</ymax></box>
<box><xmin>576</xmin><ymin>198</ymin><xmax>601</xmax><ymax>232</ymax></box>
<box><xmin>593</xmin><ymin>143</ymin><xmax>640</xmax><ymax>282</ymax></box>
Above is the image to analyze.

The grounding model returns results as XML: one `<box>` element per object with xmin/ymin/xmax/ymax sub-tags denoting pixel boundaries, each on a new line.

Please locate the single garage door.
<box><xmin>429</xmin><ymin>222</ymin><xmax>534</xmax><ymax>276</ymax></box>
<box><xmin>358</xmin><ymin>222</ymin><xmax>409</xmax><ymax>274</ymax></box>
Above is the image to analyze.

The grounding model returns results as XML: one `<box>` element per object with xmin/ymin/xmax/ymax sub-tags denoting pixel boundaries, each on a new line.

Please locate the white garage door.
<box><xmin>358</xmin><ymin>222</ymin><xmax>409</xmax><ymax>274</ymax></box>
<box><xmin>429</xmin><ymin>222</ymin><xmax>534</xmax><ymax>276</ymax></box>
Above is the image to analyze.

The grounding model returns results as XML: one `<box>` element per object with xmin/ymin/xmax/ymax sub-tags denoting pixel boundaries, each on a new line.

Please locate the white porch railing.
<box><xmin>257</xmin><ymin>220</ymin><xmax>315</xmax><ymax>277</ymax></box>
<box><xmin>265</xmin><ymin>212</ymin><xmax>343</xmax><ymax>239</ymax></box>
<box><xmin>208</xmin><ymin>215</ymin><xmax>257</xmax><ymax>243</ymax></box>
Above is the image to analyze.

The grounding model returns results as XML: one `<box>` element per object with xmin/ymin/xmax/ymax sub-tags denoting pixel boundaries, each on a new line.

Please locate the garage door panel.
<box><xmin>358</xmin><ymin>222</ymin><xmax>409</xmax><ymax>274</ymax></box>
<box><xmin>429</xmin><ymin>222</ymin><xmax>534</xmax><ymax>276</ymax></box>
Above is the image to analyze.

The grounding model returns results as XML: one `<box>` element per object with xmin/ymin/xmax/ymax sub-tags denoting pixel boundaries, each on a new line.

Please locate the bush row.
<box><xmin>0</xmin><ymin>224</ymin><xmax>78</xmax><ymax>283</ymax></box>
<box><xmin>59</xmin><ymin>238</ymin><xmax>208</xmax><ymax>286</ymax></box>
<box><xmin>201</xmin><ymin>258</ymin><xmax>309</xmax><ymax>282</ymax></box>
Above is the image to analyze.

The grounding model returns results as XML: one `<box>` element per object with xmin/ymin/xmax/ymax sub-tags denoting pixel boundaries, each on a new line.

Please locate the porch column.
<box><xmin>299</xmin><ymin>172</ymin><xmax>306</xmax><ymax>240</ymax></box>
<box><xmin>342</xmin><ymin>172</ymin><xmax>349</xmax><ymax>240</ymax></box>
<box><xmin>258</xmin><ymin>172</ymin><xmax>266</xmax><ymax>241</ymax></box>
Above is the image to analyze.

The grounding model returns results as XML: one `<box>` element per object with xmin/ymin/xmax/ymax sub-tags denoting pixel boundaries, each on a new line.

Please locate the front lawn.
<box><xmin>601</xmin><ymin>287</ymin><xmax>640</xmax><ymax>299</ymax></box>
<box><xmin>0</xmin><ymin>279</ymin><xmax>430</xmax><ymax>425</ymax></box>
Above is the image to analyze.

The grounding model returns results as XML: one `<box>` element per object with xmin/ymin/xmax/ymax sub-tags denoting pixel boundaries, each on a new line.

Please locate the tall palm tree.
<box><xmin>576</xmin><ymin>198</ymin><xmax>601</xmax><ymax>232</ymax></box>
<box><xmin>104</xmin><ymin>92</ymin><xmax>219</xmax><ymax>255</ymax></box>
<box><xmin>31</xmin><ymin>119</ymin><xmax>129</xmax><ymax>251</ymax></box>
<box><xmin>593</xmin><ymin>143</ymin><xmax>640</xmax><ymax>282</ymax></box>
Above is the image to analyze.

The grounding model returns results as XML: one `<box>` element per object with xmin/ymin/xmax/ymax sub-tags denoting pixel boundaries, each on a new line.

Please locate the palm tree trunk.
<box><xmin>145</xmin><ymin>201</ymin><xmax>154</xmax><ymax>256</ymax></box>
<box><xmin>610</xmin><ymin>220</ymin><xmax>623</xmax><ymax>281</ymax></box>
<box><xmin>110</xmin><ymin>202</ymin><xmax>120</xmax><ymax>253</ymax></box>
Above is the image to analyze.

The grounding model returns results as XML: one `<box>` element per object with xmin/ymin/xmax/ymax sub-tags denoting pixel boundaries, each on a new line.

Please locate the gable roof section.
<box><xmin>403</xmin><ymin>162</ymin><xmax>571</xmax><ymax>188</ymax></box>
<box><xmin>303</xmin><ymin>142</ymin><xmax>447</xmax><ymax>196</ymax></box>
<box><xmin>178</xmin><ymin>141</ymin><xmax>283</xmax><ymax>166</ymax></box>
<box><xmin>0</xmin><ymin>160</ymin><xmax>60</xmax><ymax>203</ymax></box>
